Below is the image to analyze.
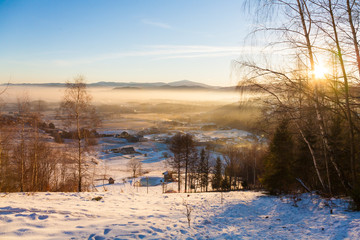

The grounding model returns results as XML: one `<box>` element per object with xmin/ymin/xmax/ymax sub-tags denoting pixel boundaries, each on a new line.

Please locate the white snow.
<box><xmin>1</xmin><ymin>186</ymin><xmax>360</xmax><ymax>239</ymax></box>
<box><xmin>1</xmin><ymin>135</ymin><xmax>359</xmax><ymax>239</ymax></box>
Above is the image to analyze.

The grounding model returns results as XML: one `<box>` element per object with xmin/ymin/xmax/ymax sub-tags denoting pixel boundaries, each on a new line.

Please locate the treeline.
<box><xmin>167</xmin><ymin>132</ymin><xmax>264</xmax><ymax>193</ymax></box>
<box><xmin>0</xmin><ymin>76</ymin><xmax>100</xmax><ymax>192</ymax></box>
<box><xmin>237</xmin><ymin>0</ymin><xmax>360</xmax><ymax>208</ymax></box>
<box><xmin>0</xmin><ymin>109</ymin><xmax>78</xmax><ymax>192</ymax></box>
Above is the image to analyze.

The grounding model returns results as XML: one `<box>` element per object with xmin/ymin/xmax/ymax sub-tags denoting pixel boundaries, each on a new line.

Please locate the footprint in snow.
<box><xmin>16</xmin><ymin>228</ymin><xmax>30</xmax><ymax>233</ymax></box>
<box><xmin>144</xmin><ymin>229</ymin><xmax>152</xmax><ymax>234</ymax></box>
<box><xmin>149</xmin><ymin>226</ymin><xmax>163</xmax><ymax>233</ymax></box>
<box><xmin>94</xmin><ymin>236</ymin><xmax>106</xmax><ymax>240</ymax></box>
<box><xmin>112</xmin><ymin>223</ymin><xmax>126</xmax><ymax>226</ymax></box>
<box><xmin>104</xmin><ymin>228</ymin><xmax>111</xmax><ymax>235</ymax></box>
<box><xmin>38</xmin><ymin>215</ymin><xmax>48</xmax><ymax>220</ymax></box>
<box><xmin>0</xmin><ymin>216</ymin><xmax>12</xmax><ymax>223</ymax></box>
<box><xmin>87</xmin><ymin>234</ymin><xmax>105</xmax><ymax>240</ymax></box>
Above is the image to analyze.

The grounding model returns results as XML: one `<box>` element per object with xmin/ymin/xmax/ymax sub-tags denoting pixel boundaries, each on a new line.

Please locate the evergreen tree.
<box><xmin>212</xmin><ymin>156</ymin><xmax>222</xmax><ymax>191</ymax></box>
<box><xmin>221</xmin><ymin>177</ymin><xmax>231</xmax><ymax>191</ymax></box>
<box><xmin>261</xmin><ymin>119</ymin><xmax>294</xmax><ymax>194</ymax></box>
<box><xmin>198</xmin><ymin>148</ymin><xmax>210</xmax><ymax>192</ymax></box>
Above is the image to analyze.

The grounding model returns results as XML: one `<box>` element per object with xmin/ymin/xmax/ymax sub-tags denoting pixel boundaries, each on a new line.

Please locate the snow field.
<box><xmin>1</xmin><ymin>189</ymin><xmax>360</xmax><ymax>239</ymax></box>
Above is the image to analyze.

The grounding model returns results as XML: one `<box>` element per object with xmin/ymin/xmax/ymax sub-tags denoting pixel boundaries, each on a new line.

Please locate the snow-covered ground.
<box><xmin>1</xmin><ymin>133</ymin><xmax>360</xmax><ymax>239</ymax></box>
<box><xmin>1</xmin><ymin>188</ymin><xmax>360</xmax><ymax>239</ymax></box>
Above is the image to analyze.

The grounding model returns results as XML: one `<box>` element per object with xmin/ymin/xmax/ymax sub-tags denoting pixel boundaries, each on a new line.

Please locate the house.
<box><xmin>120</xmin><ymin>147</ymin><xmax>136</xmax><ymax>154</ymax></box>
<box><xmin>108</xmin><ymin>177</ymin><xmax>115</xmax><ymax>184</ymax></box>
<box><xmin>111</xmin><ymin>146</ymin><xmax>138</xmax><ymax>154</ymax></box>
<box><xmin>162</xmin><ymin>171</ymin><xmax>175</xmax><ymax>182</ymax></box>
<box><xmin>119</xmin><ymin>131</ymin><xmax>130</xmax><ymax>138</ymax></box>
<box><xmin>126</xmin><ymin>135</ymin><xmax>140</xmax><ymax>143</ymax></box>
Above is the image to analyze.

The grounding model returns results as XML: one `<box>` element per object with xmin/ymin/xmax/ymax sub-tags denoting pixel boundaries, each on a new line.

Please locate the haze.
<box><xmin>2</xmin><ymin>86</ymin><xmax>252</xmax><ymax>105</ymax></box>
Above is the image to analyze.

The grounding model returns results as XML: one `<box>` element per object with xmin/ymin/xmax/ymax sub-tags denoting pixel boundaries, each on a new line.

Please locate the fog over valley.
<box><xmin>2</xmin><ymin>84</ymin><xmax>249</xmax><ymax>104</ymax></box>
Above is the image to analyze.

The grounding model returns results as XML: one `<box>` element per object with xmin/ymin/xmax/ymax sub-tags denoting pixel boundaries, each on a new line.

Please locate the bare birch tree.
<box><xmin>59</xmin><ymin>76</ymin><xmax>100</xmax><ymax>192</ymax></box>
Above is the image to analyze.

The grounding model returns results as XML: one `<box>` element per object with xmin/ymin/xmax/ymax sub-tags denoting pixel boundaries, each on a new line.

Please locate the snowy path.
<box><xmin>1</xmin><ymin>188</ymin><xmax>360</xmax><ymax>239</ymax></box>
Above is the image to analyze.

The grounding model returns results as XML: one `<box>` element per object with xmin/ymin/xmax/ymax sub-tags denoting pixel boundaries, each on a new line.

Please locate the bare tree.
<box><xmin>239</xmin><ymin>0</ymin><xmax>360</xmax><ymax>201</ymax></box>
<box><xmin>168</xmin><ymin>133</ymin><xmax>184</xmax><ymax>192</ymax></box>
<box><xmin>182</xmin><ymin>199</ymin><xmax>193</xmax><ymax>227</ymax></box>
<box><xmin>0</xmin><ymin>118</ymin><xmax>16</xmax><ymax>192</ymax></box>
<box><xmin>16</xmin><ymin>96</ymin><xmax>31</xmax><ymax>192</ymax></box>
<box><xmin>59</xmin><ymin>76</ymin><xmax>100</xmax><ymax>192</ymax></box>
<box><xmin>224</xmin><ymin>146</ymin><xmax>241</xmax><ymax>190</ymax></box>
<box><xmin>169</xmin><ymin>133</ymin><xmax>197</xmax><ymax>193</ymax></box>
<box><xmin>127</xmin><ymin>158</ymin><xmax>142</xmax><ymax>178</ymax></box>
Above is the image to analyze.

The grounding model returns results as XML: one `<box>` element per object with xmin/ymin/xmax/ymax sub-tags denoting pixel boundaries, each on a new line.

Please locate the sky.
<box><xmin>0</xmin><ymin>0</ymin><xmax>257</xmax><ymax>86</ymax></box>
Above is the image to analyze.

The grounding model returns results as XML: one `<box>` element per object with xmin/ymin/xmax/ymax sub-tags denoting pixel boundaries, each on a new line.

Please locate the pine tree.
<box><xmin>261</xmin><ymin>119</ymin><xmax>294</xmax><ymax>194</ymax></box>
<box><xmin>198</xmin><ymin>148</ymin><xmax>210</xmax><ymax>192</ymax></box>
<box><xmin>212</xmin><ymin>156</ymin><xmax>222</xmax><ymax>191</ymax></box>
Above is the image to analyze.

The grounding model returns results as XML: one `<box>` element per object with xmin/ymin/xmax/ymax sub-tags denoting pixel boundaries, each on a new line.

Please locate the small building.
<box><xmin>120</xmin><ymin>147</ymin><xmax>136</xmax><ymax>154</ymax></box>
<box><xmin>162</xmin><ymin>171</ymin><xmax>175</xmax><ymax>182</ymax></box>
<box><xmin>127</xmin><ymin>135</ymin><xmax>140</xmax><ymax>143</ymax></box>
<box><xmin>111</xmin><ymin>147</ymin><xmax>137</xmax><ymax>154</ymax></box>
<box><xmin>108</xmin><ymin>177</ymin><xmax>115</xmax><ymax>184</ymax></box>
<box><xmin>119</xmin><ymin>131</ymin><xmax>130</xmax><ymax>138</ymax></box>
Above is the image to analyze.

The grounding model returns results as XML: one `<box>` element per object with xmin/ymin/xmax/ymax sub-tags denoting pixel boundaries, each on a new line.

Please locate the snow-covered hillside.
<box><xmin>1</xmin><ymin>131</ymin><xmax>359</xmax><ymax>239</ymax></box>
<box><xmin>1</xmin><ymin>187</ymin><xmax>360</xmax><ymax>239</ymax></box>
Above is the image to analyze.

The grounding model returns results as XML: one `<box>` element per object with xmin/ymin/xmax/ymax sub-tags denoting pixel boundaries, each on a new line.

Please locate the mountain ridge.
<box><xmin>3</xmin><ymin>80</ymin><xmax>237</xmax><ymax>91</ymax></box>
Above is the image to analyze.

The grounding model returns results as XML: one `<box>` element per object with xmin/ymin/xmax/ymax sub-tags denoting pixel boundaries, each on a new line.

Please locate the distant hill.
<box><xmin>5</xmin><ymin>83</ymin><xmax>66</xmax><ymax>87</ymax></box>
<box><xmin>100</xmin><ymin>79</ymin><xmax>219</xmax><ymax>90</ymax></box>
<box><xmin>166</xmin><ymin>80</ymin><xmax>213</xmax><ymax>88</ymax></box>
<box><xmin>3</xmin><ymin>80</ymin><xmax>238</xmax><ymax>91</ymax></box>
<box><xmin>91</xmin><ymin>81</ymin><xmax>166</xmax><ymax>88</ymax></box>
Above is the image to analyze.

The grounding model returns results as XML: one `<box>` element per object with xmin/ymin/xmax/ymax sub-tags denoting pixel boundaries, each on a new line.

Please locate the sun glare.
<box><xmin>313</xmin><ymin>65</ymin><xmax>329</xmax><ymax>79</ymax></box>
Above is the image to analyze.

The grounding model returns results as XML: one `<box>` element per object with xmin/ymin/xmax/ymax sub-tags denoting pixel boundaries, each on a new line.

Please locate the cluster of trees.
<box><xmin>50</xmin><ymin>128</ymin><xmax>99</xmax><ymax>146</ymax></box>
<box><xmin>237</xmin><ymin>0</ymin><xmax>360</xmax><ymax>207</ymax></box>
<box><xmin>0</xmin><ymin>99</ymin><xmax>75</xmax><ymax>192</ymax></box>
<box><xmin>223</xmin><ymin>145</ymin><xmax>265</xmax><ymax>190</ymax></box>
<box><xmin>168</xmin><ymin>132</ymin><xmax>214</xmax><ymax>193</ymax></box>
<box><xmin>168</xmin><ymin>132</ymin><xmax>264</xmax><ymax>193</ymax></box>
<box><xmin>168</xmin><ymin>133</ymin><xmax>203</xmax><ymax>193</ymax></box>
<box><xmin>0</xmin><ymin>76</ymin><xmax>100</xmax><ymax>192</ymax></box>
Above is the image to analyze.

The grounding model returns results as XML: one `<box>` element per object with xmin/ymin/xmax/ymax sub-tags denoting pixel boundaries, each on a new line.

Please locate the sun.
<box><xmin>313</xmin><ymin>64</ymin><xmax>329</xmax><ymax>79</ymax></box>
